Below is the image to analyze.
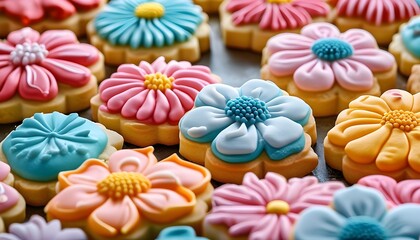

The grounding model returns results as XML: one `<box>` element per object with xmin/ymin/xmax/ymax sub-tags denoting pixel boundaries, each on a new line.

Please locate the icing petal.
<box><xmin>0</xmin><ymin>42</ymin><xmax>14</xmax><ymax>54</ymax></box>
<box><xmin>351</xmin><ymin>49</ymin><xmax>395</xmax><ymax>72</ymax></box>
<box><xmin>60</xmin><ymin>160</ymin><xmax>110</xmax><ymax>188</ymax></box>
<box><xmin>38</xmin><ymin>30</ymin><xmax>78</xmax><ymax>50</ymax></box>
<box><xmin>18</xmin><ymin>65</ymin><xmax>58</xmax><ymax>101</ymax></box>
<box><xmin>300</xmin><ymin>22</ymin><xmax>340</xmax><ymax>40</ymax></box>
<box><xmin>153</xmin><ymin>90</ymin><xmax>170</xmax><ymax>124</ymax></box>
<box><xmin>381</xmin><ymin>89</ymin><xmax>414</xmax><ymax>111</ymax></box>
<box><xmin>395</xmin><ymin>179</ymin><xmax>420</xmax><ymax>204</ymax></box>
<box><xmin>348</xmin><ymin>95</ymin><xmax>390</xmax><ymax>115</ymax></box>
<box><xmin>332</xmin><ymin>59</ymin><xmax>374</xmax><ymax>91</ymax></box>
<box><xmin>382</xmin><ymin>204</ymin><xmax>420</xmax><ymax>238</ymax></box>
<box><xmin>266</xmin><ymin>33</ymin><xmax>313</xmax><ymax>54</ymax></box>
<box><xmin>412</xmin><ymin>92</ymin><xmax>420</xmax><ymax>112</ymax></box>
<box><xmin>206</xmin><ymin>213</ymin><xmax>265</xmax><ymax>238</ymax></box>
<box><xmin>103</xmin><ymin>86</ymin><xmax>143</xmax><ymax>113</ymax></box>
<box><xmin>241</xmin><ymin>172</ymin><xmax>280</xmax><ymax>203</ymax></box>
<box><xmin>135</xmin><ymin>90</ymin><xmax>156</xmax><ymax>122</ymax></box>
<box><xmin>0</xmin><ymin>183</ymin><xmax>20</xmax><ymax>213</ymax></box>
<box><xmin>107</xmin><ymin>148</ymin><xmax>157</xmax><ymax>174</ymax></box>
<box><xmin>294</xmin><ymin>59</ymin><xmax>335</xmax><ymax>92</ymax></box>
<box><xmin>211</xmin><ymin>179</ymin><xmax>266</xmax><ymax>206</ymax></box>
<box><xmin>40</xmin><ymin>59</ymin><xmax>91</xmax><ymax>87</ymax></box>
<box><xmin>194</xmin><ymin>84</ymin><xmax>239</xmax><ymax>109</ymax></box>
<box><xmin>357</xmin><ymin>175</ymin><xmax>402</xmax><ymax>207</ymax></box>
<box><xmin>248</xmin><ymin>215</ymin><xmax>281</xmax><ymax>240</ymax></box>
<box><xmin>327</xmin><ymin>120</ymin><xmax>382</xmax><ymax>147</ymax></box>
<box><xmin>340</xmin><ymin>29</ymin><xmax>377</xmax><ymax>50</ymax></box>
<box><xmin>37</xmin><ymin>0</ymin><xmax>75</xmax><ymax>21</ymax></box>
<box><xmin>240</xmin><ymin>79</ymin><xmax>284</xmax><ymax>103</ymax></box>
<box><xmin>407</xmin><ymin>128</ymin><xmax>420</xmax><ymax>173</ymax></box>
<box><xmin>268</xmin><ymin>49</ymin><xmax>316</xmax><ymax>77</ymax></box>
<box><xmin>118</xmin><ymin>89</ymin><xmax>149</xmax><ymax>118</ymax></box>
<box><xmin>256</xmin><ymin>117</ymin><xmax>303</xmax><ymax>149</ymax></box>
<box><xmin>0</xmin><ymin>66</ymin><xmax>20</xmax><ymax>102</ymax></box>
<box><xmin>164</xmin><ymin>89</ymin><xmax>186</xmax><ymax>124</ymax></box>
<box><xmin>376</xmin><ymin>129</ymin><xmax>409</xmax><ymax>171</ymax></box>
<box><xmin>7</xmin><ymin>28</ymin><xmax>40</xmax><ymax>45</ymax></box>
<box><xmin>47</xmin><ymin>43</ymin><xmax>100</xmax><ymax>66</ymax></box>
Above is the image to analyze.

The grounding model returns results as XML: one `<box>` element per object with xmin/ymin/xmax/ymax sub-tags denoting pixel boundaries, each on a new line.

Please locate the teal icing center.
<box><xmin>311</xmin><ymin>38</ymin><xmax>353</xmax><ymax>61</ymax></box>
<box><xmin>225</xmin><ymin>96</ymin><xmax>271</xmax><ymax>125</ymax></box>
<box><xmin>339</xmin><ymin>216</ymin><xmax>387</xmax><ymax>240</ymax></box>
<box><xmin>402</xmin><ymin>18</ymin><xmax>420</xmax><ymax>58</ymax></box>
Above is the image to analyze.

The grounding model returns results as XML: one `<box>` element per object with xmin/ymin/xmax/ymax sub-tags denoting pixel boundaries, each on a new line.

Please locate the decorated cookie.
<box><xmin>0</xmin><ymin>112</ymin><xmax>123</xmax><ymax>206</ymax></box>
<box><xmin>0</xmin><ymin>162</ymin><xmax>13</xmax><ymax>187</ymax></box>
<box><xmin>0</xmin><ymin>182</ymin><xmax>25</xmax><ymax>230</ymax></box>
<box><xmin>91</xmin><ymin>56</ymin><xmax>220</xmax><ymax>146</ymax></box>
<box><xmin>358</xmin><ymin>175</ymin><xmax>420</xmax><ymax>207</ymax></box>
<box><xmin>408</xmin><ymin>65</ymin><xmax>420</xmax><ymax>94</ymax></box>
<box><xmin>324</xmin><ymin>89</ymin><xmax>420</xmax><ymax>184</ymax></box>
<box><xmin>179</xmin><ymin>79</ymin><xmax>318</xmax><ymax>184</ymax></box>
<box><xmin>157</xmin><ymin>226</ymin><xmax>208</xmax><ymax>240</ymax></box>
<box><xmin>334</xmin><ymin>0</ymin><xmax>420</xmax><ymax>45</ymax></box>
<box><xmin>293</xmin><ymin>186</ymin><xmax>420</xmax><ymax>239</ymax></box>
<box><xmin>0</xmin><ymin>215</ymin><xmax>87</xmax><ymax>239</ymax></box>
<box><xmin>219</xmin><ymin>0</ymin><xmax>333</xmax><ymax>52</ymax></box>
<box><xmin>261</xmin><ymin>22</ymin><xmax>397</xmax><ymax>117</ymax></box>
<box><xmin>0</xmin><ymin>27</ymin><xmax>105</xmax><ymax>123</ymax></box>
<box><xmin>193</xmin><ymin>0</ymin><xmax>223</xmax><ymax>14</ymax></box>
<box><xmin>204</xmin><ymin>172</ymin><xmax>345</xmax><ymax>240</ymax></box>
<box><xmin>87</xmin><ymin>0</ymin><xmax>210</xmax><ymax>65</ymax></box>
<box><xmin>45</xmin><ymin>147</ymin><xmax>213</xmax><ymax>240</ymax></box>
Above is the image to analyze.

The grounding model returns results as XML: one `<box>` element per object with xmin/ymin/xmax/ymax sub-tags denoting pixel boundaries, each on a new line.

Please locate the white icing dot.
<box><xmin>10</xmin><ymin>42</ymin><xmax>48</xmax><ymax>66</ymax></box>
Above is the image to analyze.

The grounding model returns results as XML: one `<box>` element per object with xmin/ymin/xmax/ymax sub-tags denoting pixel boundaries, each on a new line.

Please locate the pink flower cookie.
<box><xmin>0</xmin><ymin>27</ymin><xmax>104</xmax><ymax>123</ymax></box>
<box><xmin>91</xmin><ymin>56</ymin><xmax>220</xmax><ymax>146</ymax></box>
<box><xmin>261</xmin><ymin>22</ymin><xmax>397</xmax><ymax>116</ymax></box>
<box><xmin>220</xmin><ymin>0</ymin><xmax>333</xmax><ymax>52</ymax></box>
<box><xmin>45</xmin><ymin>147</ymin><xmax>213</xmax><ymax>240</ymax></box>
<box><xmin>0</xmin><ymin>0</ymin><xmax>106</xmax><ymax>37</ymax></box>
<box><xmin>203</xmin><ymin>172</ymin><xmax>345</xmax><ymax>240</ymax></box>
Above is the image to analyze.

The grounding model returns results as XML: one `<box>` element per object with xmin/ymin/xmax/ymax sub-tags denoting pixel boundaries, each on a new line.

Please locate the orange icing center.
<box><xmin>266</xmin><ymin>200</ymin><xmax>290</xmax><ymax>214</ymax></box>
<box><xmin>97</xmin><ymin>172</ymin><xmax>151</xmax><ymax>199</ymax></box>
<box><xmin>267</xmin><ymin>0</ymin><xmax>293</xmax><ymax>3</ymax></box>
<box><xmin>144</xmin><ymin>72</ymin><xmax>174</xmax><ymax>91</ymax></box>
<box><xmin>381</xmin><ymin>110</ymin><xmax>418</xmax><ymax>132</ymax></box>
<box><xmin>135</xmin><ymin>2</ymin><xmax>165</xmax><ymax>19</ymax></box>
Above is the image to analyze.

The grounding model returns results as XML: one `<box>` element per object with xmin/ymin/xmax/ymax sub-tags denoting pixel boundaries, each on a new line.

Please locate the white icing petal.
<box><xmin>256</xmin><ymin>117</ymin><xmax>303</xmax><ymax>149</ymax></box>
<box><xmin>239</xmin><ymin>79</ymin><xmax>283</xmax><ymax>103</ymax></box>
<box><xmin>194</xmin><ymin>84</ymin><xmax>239</xmax><ymax>109</ymax></box>
<box><xmin>266</xmin><ymin>96</ymin><xmax>310</xmax><ymax>123</ymax></box>
<box><xmin>214</xmin><ymin>122</ymin><xmax>259</xmax><ymax>155</ymax></box>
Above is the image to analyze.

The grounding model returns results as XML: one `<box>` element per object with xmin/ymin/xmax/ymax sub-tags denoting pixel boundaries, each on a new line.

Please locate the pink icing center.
<box><xmin>0</xmin><ymin>183</ymin><xmax>19</xmax><ymax>213</ymax></box>
<box><xmin>10</xmin><ymin>42</ymin><xmax>48</xmax><ymax>66</ymax></box>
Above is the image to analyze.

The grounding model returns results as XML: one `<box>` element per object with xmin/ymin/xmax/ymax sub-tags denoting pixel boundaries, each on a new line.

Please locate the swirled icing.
<box><xmin>0</xmin><ymin>27</ymin><xmax>99</xmax><ymax>102</ymax></box>
<box><xmin>179</xmin><ymin>79</ymin><xmax>311</xmax><ymax>163</ymax></box>
<box><xmin>94</xmin><ymin>0</ymin><xmax>203</xmax><ymax>48</ymax></box>
<box><xmin>99</xmin><ymin>56</ymin><xmax>218</xmax><ymax>125</ymax></box>
<box><xmin>226</xmin><ymin>0</ymin><xmax>330</xmax><ymax>30</ymax></box>
<box><xmin>0</xmin><ymin>0</ymin><xmax>101</xmax><ymax>25</ymax></box>
<box><xmin>157</xmin><ymin>226</ymin><xmax>208</xmax><ymax>240</ymax></box>
<box><xmin>402</xmin><ymin>17</ymin><xmax>420</xmax><ymax>58</ymax></box>
<box><xmin>267</xmin><ymin>22</ymin><xmax>395</xmax><ymax>92</ymax></box>
<box><xmin>204</xmin><ymin>172</ymin><xmax>345</xmax><ymax>240</ymax></box>
<box><xmin>336</xmin><ymin>0</ymin><xmax>420</xmax><ymax>25</ymax></box>
<box><xmin>2</xmin><ymin>112</ymin><xmax>108</xmax><ymax>182</ymax></box>
<box><xmin>0</xmin><ymin>215</ymin><xmax>87</xmax><ymax>240</ymax></box>
<box><xmin>0</xmin><ymin>182</ymin><xmax>19</xmax><ymax>213</ymax></box>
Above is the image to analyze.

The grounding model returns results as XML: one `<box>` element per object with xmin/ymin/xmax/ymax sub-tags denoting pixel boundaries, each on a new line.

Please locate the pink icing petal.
<box><xmin>0</xmin><ymin>183</ymin><xmax>20</xmax><ymax>213</ymax></box>
<box><xmin>139</xmin><ymin>61</ymin><xmax>156</xmax><ymax>75</ymax></box>
<box><xmin>395</xmin><ymin>180</ymin><xmax>420</xmax><ymax>204</ymax></box>
<box><xmin>47</xmin><ymin>43</ymin><xmax>99</xmax><ymax>66</ymax></box>
<box><xmin>293</xmin><ymin>59</ymin><xmax>335</xmax><ymax>91</ymax></box>
<box><xmin>65</xmin><ymin>163</ymin><xmax>110</xmax><ymax>187</ymax></box>
<box><xmin>38</xmin><ymin>30</ymin><xmax>78</xmax><ymax>50</ymax></box>
<box><xmin>0</xmin><ymin>42</ymin><xmax>14</xmax><ymax>54</ymax></box>
<box><xmin>340</xmin><ymin>29</ymin><xmax>377</xmax><ymax>50</ymax></box>
<box><xmin>18</xmin><ymin>65</ymin><xmax>58</xmax><ymax>101</ymax></box>
<box><xmin>266</xmin><ymin>33</ymin><xmax>313</xmax><ymax>54</ymax></box>
<box><xmin>146</xmin><ymin>170</ymin><xmax>181</xmax><ymax>189</ymax></box>
<box><xmin>357</xmin><ymin>175</ymin><xmax>401</xmax><ymax>207</ymax></box>
<box><xmin>268</xmin><ymin>49</ymin><xmax>315</xmax><ymax>77</ymax></box>
<box><xmin>172</xmin><ymin>71</ymin><xmax>216</xmax><ymax>87</ymax></box>
<box><xmin>68</xmin><ymin>0</ymin><xmax>101</xmax><ymax>10</ymax></box>
<box><xmin>301</xmin><ymin>22</ymin><xmax>340</xmax><ymax>40</ymax></box>
<box><xmin>350</xmin><ymin>49</ymin><xmax>395</xmax><ymax>72</ymax></box>
<box><xmin>115</xmin><ymin>64</ymin><xmax>147</xmax><ymax>79</ymax></box>
<box><xmin>248</xmin><ymin>214</ymin><xmax>281</xmax><ymax>240</ymax></box>
<box><xmin>104</xmin><ymin>86</ymin><xmax>144</xmax><ymax>113</ymax></box>
<box><xmin>332</xmin><ymin>59</ymin><xmax>374</xmax><ymax>91</ymax></box>
<box><xmin>7</xmin><ymin>27</ymin><xmax>40</xmax><ymax>45</ymax></box>
<box><xmin>40</xmin><ymin>0</ymin><xmax>75</xmax><ymax>21</ymax></box>
<box><xmin>119</xmin><ymin>90</ymin><xmax>150</xmax><ymax>118</ymax></box>
<box><xmin>224</xmin><ymin>216</ymin><xmax>267</xmax><ymax>237</ymax></box>
<box><xmin>1</xmin><ymin>3</ymin><xmax>44</xmax><ymax>26</ymax></box>
<box><xmin>293</xmin><ymin>0</ymin><xmax>330</xmax><ymax>16</ymax></box>
<box><xmin>40</xmin><ymin>58</ymin><xmax>91</xmax><ymax>87</ymax></box>
<box><xmin>0</xmin><ymin>66</ymin><xmax>20</xmax><ymax>102</ymax></box>
<box><xmin>172</xmin><ymin>89</ymin><xmax>195</xmax><ymax>110</ymax></box>
<box><xmin>212</xmin><ymin>184</ymin><xmax>267</xmax><ymax>206</ymax></box>
<box><xmin>99</xmin><ymin>79</ymin><xmax>143</xmax><ymax>101</ymax></box>
<box><xmin>108</xmin><ymin>149</ymin><xmax>157</xmax><ymax>174</ymax></box>
<box><xmin>136</xmin><ymin>90</ymin><xmax>157</xmax><ymax>123</ymax></box>
<box><xmin>0</xmin><ymin>162</ymin><xmax>11</xmax><ymax>182</ymax></box>
<box><xmin>226</xmin><ymin>0</ymin><xmax>259</xmax><ymax>12</ymax></box>
<box><xmin>242</xmin><ymin>172</ymin><xmax>282</xmax><ymax>204</ymax></box>
<box><xmin>153</xmin><ymin>90</ymin><xmax>170</xmax><ymax>124</ymax></box>
<box><xmin>164</xmin><ymin>89</ymin><xmax>186</xmax><ymax>124</ymax></box>
<box><xmin>230</xmin><ymin>1</ymin><xmax>265</xmax><ymax>26</ymax></box>
<box><xmin>150</xmin><ymin>56</ymin><xmax>168</xmax><ymax>73</ymax></box>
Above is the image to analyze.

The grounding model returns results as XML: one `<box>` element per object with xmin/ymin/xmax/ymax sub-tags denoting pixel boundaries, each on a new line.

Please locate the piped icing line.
<box><xmin>267</xmin><ymin>22</ymin><xmax>395</xmax><ymax>92</ymax></box>
<box><xmin>0</xmin><ymin>27</ymin><xmax>100</xmax><ymax>102</ymax></box>
<box><xmin>335</xmin><ymin>0</ymin><xmax>420</xmax><ymax>26</ymax></box>
<box><xmin>2</xmin><ymin>112</ymin><xmax>108</xmax><ymax>182</ymax></box>
<box><xmin>226</xmin><ymin>0</ymin><xmax>330</xmax><ymax>30</ymax></box>
<box><xmin>94</xmin><ymin>0</ymin><xmax>203</xmax><ymax>48</ymax></box>
<box><xmin>402</xmin><ymin>17</ymin><xmax>420</xmax><ymax>58</ymax></box>
<box><xmin>99</xmin><ymin>56</ymin><xmax>219</xmax><ymax>125</ymax></box>
<box><xmin>0</xmin><ymin>182</ymin><xmax>19</xmax><ymax>213</ymax></box>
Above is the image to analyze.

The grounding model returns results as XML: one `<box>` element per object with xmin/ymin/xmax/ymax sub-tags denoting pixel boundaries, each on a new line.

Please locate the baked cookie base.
<box><xmin>389</xmin><ymin>30</ymin><xmax>420</xmax><ymax>77</ymax></box>
<box><xmin>87</xmin><ymin>14</ymin><xmax>211</xmax><ymax>65</ymax></box>
<box><xmin>0</xmin><ymin>0</ymin><xmax>107</xmax><ymax>37</ymax></box>
<box><xmin>194</xmin><ymin>0</ymin><xmax>223</xmax><ymax>14</ymax></box>
<box><xmin>204</xmin><ymin>222</ymin><xmax>248</xmax><ymax>240</ymax></box>
<box><xmin>408</xmin><ymin>65</ymin><xmax>420</xmax><ymax>94</ymax></box>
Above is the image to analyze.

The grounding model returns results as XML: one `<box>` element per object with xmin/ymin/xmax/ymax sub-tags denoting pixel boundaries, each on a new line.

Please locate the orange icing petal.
<box><xmin>107</xmin><ymin>148</ymin><xmax>157</xmax><ymax>174</ymax></box>
<box><xmin>88</xmin><ymin>196</ymin><xmax>141</xmax><ymax>237</ymax></box>
<box><xmin>381</xmin><ymin>89</ymin><xmax>414</xmax><ymax>111</ymax></box>
<box><xmin>345</xmin><ymin>124</ymin><xmax>393</xmax><ymax>164</ymax></box>
<box><xmin>407</xmin><ymin>128</ymin><xmax>420</xmax><ymax>173</ymax></box>
<box><xmin>58</xmin><ymin>159</ymin><xmax>110</xmax><ymax>190</ymax></box>
<box><xmin>376</xmin><ymin>129</ymin><xmax>409</xmax><ymax>171</ymax></box>
<box><xmin>328</xmin><ymin>119</ymin><xmax>382</xmax><ymax>147</ymax></box>
<box><xmin>411</xmin><ymin>92</ymin><xmax>420</xmax><ymax>112</ymax></box>
<box><xmin>348</xmin><ymin>95</ymin><xmax>390</xmax><ymax>115</ymax></box>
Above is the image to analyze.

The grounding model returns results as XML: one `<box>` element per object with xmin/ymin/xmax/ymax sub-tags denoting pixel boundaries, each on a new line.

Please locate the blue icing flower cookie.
<box><xmin>157</xmin><ymin>226</ymin><xmax>208</xmax><ymax>240</ymax></box>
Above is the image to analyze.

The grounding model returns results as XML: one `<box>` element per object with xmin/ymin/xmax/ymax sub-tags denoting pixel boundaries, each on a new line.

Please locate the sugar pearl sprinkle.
<box><xmin>10</xmin><ymin>42</ymin><xmax>48</xmax><ymax>66</ymax></box>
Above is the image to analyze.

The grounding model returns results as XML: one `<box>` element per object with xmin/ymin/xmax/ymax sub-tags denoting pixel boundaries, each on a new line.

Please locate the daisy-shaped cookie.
<box><xmin>261</xmin><ymin>22</ymin><xmax>397</xmax><ymax>117</ymax></box>
<box><xmin>324</xmin><ymin>89</ymin><xmax>420</xmax><ymax>184</ymax></box>
<box><xmin>87</xmin><ymin>0</ymin><xmax>210</xmax><ymax>65</ymax></box>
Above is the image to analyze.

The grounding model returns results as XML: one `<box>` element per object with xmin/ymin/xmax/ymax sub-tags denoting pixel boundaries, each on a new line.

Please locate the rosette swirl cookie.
<box><xmin>0</xmin><ymin>0</ymin><xmax>106</xmax><ymax>37</ymax></box>
<box><xmin>261</xmin><ymin>22</ymin><xmax>397</xmax><ymax>117</ymax></box>
<box><xmin>204</xmin><ymin>172</ymin><xmax>345</xmax><ymax>240</ymax></box>
<box><xmin>91</xmin><ymin>56</ymin><xmax>220</xmax><ymax>146</ymax></box>
<box><xmin>0</xmin><ymin>112</ymin><xmax>123</xmax><ymax>206</ymax></box>
<box><xmin>0</xmin><ymin>27</ymin><xmax>105</xmax><ymax>123</ymax></box>
<box><xmin>45</xmin><ymin>148</ymin><xmax>213</xmax><ymax>240</ymax></box>
<box><xmin>0</xmin><ymin>215</ymin><xmax>87</xmax><ymax>239</ymax></box>
<box><xmin>324</xmin><ymin>89</ymin><xmax>420</xmax><ymax>184</ymax></box>
<box><xmin>193</xmin><ymin>0</ymin><xmax>223</xmax><ymax>14</ymax></box>
<box><xmin>179</xmin><ymin>79</ymin><xmax>317</xmax><ymax>184</ymax></box>
<box><xmin>87</xmin><ymin>0</ymin><xmax>210</xmax><ymax>65</ymax></box>
<box><xmin>220</xmin><ymin>0</ymin><xmax>333</xmax><ymax>52</ymax></box>
<box><xmin>293</xmin><ymin>186</ymin><xmax>420</xmax><ymax>240</ymax></box>
<box><xmin>333</xmin><ymin>0</ymin><xmax>420</xmax><ymax>45</ymax></box>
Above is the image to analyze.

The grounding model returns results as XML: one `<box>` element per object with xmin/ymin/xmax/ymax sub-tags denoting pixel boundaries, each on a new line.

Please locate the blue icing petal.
<box><xmin>266</xmin><ymin>95</ymin><xmax>311</xmax><ymax>126</ymax></box>
<box><xmin>240</xmin><ymin>79</ymin><xmax>284</xmax><ymax>103</ymax></box>
<box><xmin>402</xmin><ymin>18</ymin><xmax>420</xmax><ymax>58</ymax></box>
<box><xmin>382</xmin><ymin>204</ymin><xmax>420</xmax><ymax>238</ymax></box>
<box><xmin>264</xmin><ymin>133</ymin><xmax>305</xmax><ymax>160</ymax></box>
<box><xmin>2</xmin><ymin>112</ymin><xmax>108</xmax><ymax>182</ymax></box>
<box><xmin>157</xmin><ymin>226</ymin><xmax>208</xmax><ymax>240</ymax></box>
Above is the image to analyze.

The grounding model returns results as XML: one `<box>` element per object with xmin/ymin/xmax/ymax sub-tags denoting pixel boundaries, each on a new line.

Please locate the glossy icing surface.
<box><xmin>205</xmin><ymin>172</ymin><xmax>345</xmax><ymax>240</ymax></box>
<box><xmin>267</xmin><ymin>22</ymin><xmax>395</xmax><ymax>92</ymax></box>
<box><xmin>336</xmin><ymin>0</ymin><xmax>420</xmax><ymax>25</ymax></box>
<box><xmin>2</xmin><ymin>112</ymin><xmax>108</xmax><ymax>182</ymax></box>
<box><xmin>157</xmin><ymin>226</ymin><xmax>208</xmax><ymax>240</ymax></box>
<box><xmin>294</xmin><ymin>186</ymin><xmax>420</xmax><ymax>239</ymax></box>
<box><xmin>402</xmin><ymin>17</ymin><xmax>420</xmax><ymax>58</ymax></box>
<box><xmin>0</xmin><ymin>182</ymin><xmax>19</xmax><ymax>213</ymax></box>
<box><xmin>0</xmin><ymin>161</ymin><xmax>11</xmax><ymax>182</ymax></box>
<box><xmin>327</xmin><ymin>89</ymin><xmax>420</xmax><ymax>174</ymax></box>
<box><xmin>226</xmin><ymin>0</ymin><xmax>330</xmax><ymax>30</ymax></box>
<box><xmin>94</xmin><ymin>0</ymin><xmax>203</xmax><ymax>48</ymax></box>
<box><xmin>99</xmin><ymin>56</ymin><xmax>218</xmax><ymax>125</ymax></box>
<box><xmin>0</xmin><ymin>215</ymin><xmax>87</xmax><ymax>240</ymax></box>
<box><xmin>180</xmin><ymin>79</ymin><xmax>312</xmax><ymax>163</ymax></box>
<box><xmin>45</xmin><ymin>148</ymin><xmax>211</xmax><ymax>238</ymax></box>
<box><xmin>0</xmin><ymin>0</ymin><xmax>101</xmax><ymax>25</ymax></box>
<box><xmin>0</xmin><ymin>27</ymin><xmax>99</xmax><ymax>102</ymax></box>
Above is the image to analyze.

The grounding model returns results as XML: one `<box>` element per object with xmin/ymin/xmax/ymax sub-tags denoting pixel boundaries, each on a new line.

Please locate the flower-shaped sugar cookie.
<box><xmin>179</xmin><ymin>79</ymin><xmax>317</xmax><ymax>184</ymax></box>
<box><xmin>45</xmin><ymin>147</ymin><xmax>212</xmax><ymax>240</ymax></box>
<box><xmin>324</xmin><ymin>89</ymin><xmax>420</xmax><ymax>184</ymax></box>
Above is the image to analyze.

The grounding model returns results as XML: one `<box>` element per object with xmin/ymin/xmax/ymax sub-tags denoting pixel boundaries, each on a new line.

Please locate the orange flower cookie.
<box><xmin>0</xmin><ymin>112</ymin><xmax>123</xmax><ymax>206</ymax></box>
<box><xmin>45</xmin><ymin>147</ymin><xmax>213</xmax><ymax>240</ymax></box>
<box><xmin>87</xmin><ymin>0</ymin><xmax>210</xmax><ymax>65</ymax></box>
<box><xmin>193</xmin><ymin>0</ymin><xmax>223</xmax><ymax>14</ymax></box>
<box><xmin>324</xmin><ymin>89</ymin><xmax>420</xmax><ymax>184</ymax></box>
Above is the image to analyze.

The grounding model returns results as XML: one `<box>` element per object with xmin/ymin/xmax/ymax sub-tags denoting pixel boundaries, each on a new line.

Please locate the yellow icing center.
<box><xmin>381</xmin><ymin>110</ymin><xmax>418</xmax><ymax>132</ymax></box>
<box><xmin>144</xmin><ymin>72</ymin><xmax>174</xmax><ymax>91</ymax></box>
<box><xmin>267</xmin><ymin>0</ymin><xmax>293</xmax><ymax>3</ymax></box>
<box><xmin>97</xmin><ymin>172</ymin><xmax>151</xmax><ymax>199</ymax></box>
<box><xmin>266</xmin><ymin>200</ymin><xmax>290</xmax><ymax>214</ymax></box>
<box><xmin>134</xmin><ymin>2</ymin><xmax>165</xmax><ymax>19</ymax></box>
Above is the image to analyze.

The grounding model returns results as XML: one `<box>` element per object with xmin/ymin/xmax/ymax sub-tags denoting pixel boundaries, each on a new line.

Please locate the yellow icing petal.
<box><xmin>411</xmin><ymin>92</ymin><xmax>420</xmax><ymax>112</ymax></box>
<box><xmin>376</xmin><ymin>129</ymin><xmax>409</xmax><ymax>171</ymax></box>
<box><xmin>381</xmin><ymin>89</ymin><xmax>413</xmax><ymax>111</ymax></box>
<box><xmin>345</xmin><ymin>124</ymin><xmax>392</xmax><ymax>164</ymax></box>
<box><xmin>349</xmin><ymin>95</ymin><xmax>390</xmax><ymax>115</ymax></box>
<box><xmin>335</xmin><ymin>109</ymin><xmax>383</xmax><ymax>124</ymax></box>
<box><xmin>407</xmin><ymin>127</ymin><xmax>420</xmax><ymax>173</ymax></box>
<box><xmin>328</xmin><ymin>118</ymin><xmax>382</xmax><ymax>147</ymax></box>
